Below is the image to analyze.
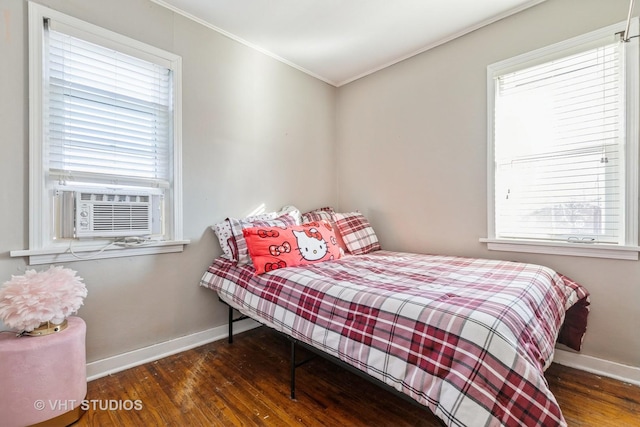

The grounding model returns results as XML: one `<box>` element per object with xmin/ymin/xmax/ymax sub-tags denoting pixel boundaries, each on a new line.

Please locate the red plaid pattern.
<box><xmin>200</xmin><ymin>250</ymin><xmax>590</xmax><ymax>427</ymax></box>
<box><xmin>301</xmin><ymin>207</ymin><xmax>335</xmax><ymax>223</ymax></box>
<box><xmin>334</xmin><ymin>212</ymin><xmax>381</xmax><ymax>255</ymax></box>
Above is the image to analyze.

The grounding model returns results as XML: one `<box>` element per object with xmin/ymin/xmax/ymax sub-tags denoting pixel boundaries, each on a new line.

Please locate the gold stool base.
<box><xmin>21</xmin><ymin>319</ymin><xmax>68</xmax><ymax>337</ymax></box>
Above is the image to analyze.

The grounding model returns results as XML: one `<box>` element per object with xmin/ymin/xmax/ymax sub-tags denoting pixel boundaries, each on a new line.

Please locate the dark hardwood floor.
<box><xmin>74</xmin><ymin>327</ymin><xmax>640</xmax><ymax>426</ymax></box>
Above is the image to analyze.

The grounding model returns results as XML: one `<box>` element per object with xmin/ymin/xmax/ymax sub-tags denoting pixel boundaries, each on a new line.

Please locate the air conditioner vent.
<box><xmin>79</xmin><ymin>193</ymin><xmax>150</xmax><ymax>203</ymax></box>
<box><xmin>75</xmin><ymin>191</ymin><xmax>152</xmax><ymax>238</ymax></box>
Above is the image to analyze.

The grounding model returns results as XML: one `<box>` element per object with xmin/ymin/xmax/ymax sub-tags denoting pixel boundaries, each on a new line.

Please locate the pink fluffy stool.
<box><xmin>0</xmin><ymin>316</ymin><xmax>87</xmax><ymax>427</ymax></box>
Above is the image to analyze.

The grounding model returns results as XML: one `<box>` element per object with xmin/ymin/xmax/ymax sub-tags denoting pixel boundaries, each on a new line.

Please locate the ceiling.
<box><xmin>151</xmin><ymin>0</ymin><xmax>546</xmax><ymax>86</ymax></box>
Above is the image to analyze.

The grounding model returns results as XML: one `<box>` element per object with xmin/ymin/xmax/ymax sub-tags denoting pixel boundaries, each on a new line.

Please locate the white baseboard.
<box><xmin>86</xmin><ymin>318</ymin><xmax>260</xmax><ymax>381</ymax></box>
<box><xmin>553</xmin><ymin>349</ymin><xmax>640</xmax><ymax>387</ymax></box>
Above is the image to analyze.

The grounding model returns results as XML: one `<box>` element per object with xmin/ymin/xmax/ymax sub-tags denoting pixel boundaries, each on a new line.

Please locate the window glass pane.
<box><xmin>494</xmin><ymin>42</ymin><xmax>623</xmax><ymax>244</ymax></box>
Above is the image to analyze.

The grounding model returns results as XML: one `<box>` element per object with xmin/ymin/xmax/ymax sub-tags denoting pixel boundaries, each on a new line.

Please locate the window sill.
<box><xmin>10</xmin><ymin>240</ymin><xmax>190</xmax><ymax>265</ymax></box>
<box><xmin>479</xmin><ymin>238</ymin><xmax>640</xmax><ymax>260</ymax></box>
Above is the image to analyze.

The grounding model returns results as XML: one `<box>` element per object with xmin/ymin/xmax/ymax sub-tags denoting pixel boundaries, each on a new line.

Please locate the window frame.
<box><xmin>482</xmin><ymin>19</ymin><xmax>640</xmax><ymax>261</ymax></box>
<box><xmin>13</xmin><ymin>2</ymin><xmax>187</xmax><ymax>265</ymax></box>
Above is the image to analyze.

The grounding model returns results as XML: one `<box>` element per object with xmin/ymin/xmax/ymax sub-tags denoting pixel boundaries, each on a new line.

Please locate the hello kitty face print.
<box><xmin>292</xmin><ymin>228</ymin><xmax>327</xmax><ymax>261</ymax></box>
<box><xmin>242</xmin><ymin>221</ymin><xmax>342</xmax><ymax>275</ymax></box>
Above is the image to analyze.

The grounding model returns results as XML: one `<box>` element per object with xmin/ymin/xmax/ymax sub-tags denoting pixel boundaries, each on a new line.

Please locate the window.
<box><xmin>483</xmin><ymin>19</ymin><xmax>640</xmax><ymax>260</ymax></box>
<box><xmin>14</xmin><ymin>3</ymin><xmax>186</xmax><ymax>264</ymax></box>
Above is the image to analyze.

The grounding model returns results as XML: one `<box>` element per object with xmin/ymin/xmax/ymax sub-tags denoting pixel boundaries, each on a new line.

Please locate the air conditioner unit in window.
<box><xmin>75</xmin><ymin>191</ymin><xmax>153</xmax><ymax>238</ymax></box>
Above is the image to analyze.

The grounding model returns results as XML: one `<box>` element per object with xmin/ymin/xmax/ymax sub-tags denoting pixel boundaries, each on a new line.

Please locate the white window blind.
<box><xmin>45</xmin><ymin>22</ymin><xmax>172</xmax><ymax>188</ymax></box>
<box><xmin>493</xmin><ymin>41</ymin><xmax>625</xmax><ymax>244</ymax></box>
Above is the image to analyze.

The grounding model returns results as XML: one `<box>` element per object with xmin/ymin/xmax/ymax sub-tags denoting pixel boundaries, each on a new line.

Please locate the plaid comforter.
<box><xmin>200</xmin><ymin>250</ymin><xmax>589</xmax><ymax>427</ymax></box>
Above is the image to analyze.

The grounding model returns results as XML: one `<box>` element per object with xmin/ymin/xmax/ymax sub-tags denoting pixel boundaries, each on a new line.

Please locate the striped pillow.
<box><xmin>334</xmin><ymin>212</ymin><xmax>381</xmax><ymax>255</ymax></box>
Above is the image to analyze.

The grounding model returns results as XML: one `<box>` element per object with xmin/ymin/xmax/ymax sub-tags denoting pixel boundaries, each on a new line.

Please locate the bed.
<box><xmin>200</xmin><ymin>207</ymin><xmax>590</xmax><ymax>427</ymax></box>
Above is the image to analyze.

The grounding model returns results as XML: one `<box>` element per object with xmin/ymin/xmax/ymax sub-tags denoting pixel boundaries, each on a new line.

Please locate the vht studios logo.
<box><xmin>34</xmin><ymin>399</ymin><xmax>143</xmax><ymax>411</ymax></box>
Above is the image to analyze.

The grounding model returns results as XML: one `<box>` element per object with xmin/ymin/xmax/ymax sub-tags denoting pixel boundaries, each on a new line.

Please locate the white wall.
<box><xmin>337</xmin><ymin>0</ymin><xmax>640</xmax><ymax>369</ymax></box>
<box><xmin>2</xmin><ymin>0</ymin><xmax>638</xmax><ymax>377</ymax></box>
<box><xmin>0</xmin><ymin>0</ymin><xmax>336</xmax><ymax>362</ymax></box>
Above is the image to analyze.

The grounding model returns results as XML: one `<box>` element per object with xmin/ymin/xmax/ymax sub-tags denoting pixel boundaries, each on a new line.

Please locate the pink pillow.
<box><xmin>334</xmin><ymin>212</ymin><xmax>381</xmax><ymax>255</ymax></box>
<box><xmin>229</xmin><ymin>213</ymin><xmax>298</xmax><ymax>265</ymax></box>
<box><xmin>243</xmin><ymin>221</ymin><xmax>342</xmax><ymax>275</ymax></box>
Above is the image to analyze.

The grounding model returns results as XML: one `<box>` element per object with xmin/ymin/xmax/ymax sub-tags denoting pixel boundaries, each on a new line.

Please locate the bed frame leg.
<box><xmin>228</xmin><ymin>304</ymin><xmax>234</xmax><ymax>344</ymax></box>
<box><xmin>290</xmin><ymin>340</ymin><xmax>296</xmax><ymax>399</ymax></box>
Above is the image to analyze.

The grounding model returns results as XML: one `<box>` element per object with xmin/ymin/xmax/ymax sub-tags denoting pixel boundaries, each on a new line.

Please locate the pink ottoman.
<box><xmin>0</xmin><ymin>316</ymin><xmax>87</xmax><ymax>427</ymax></box>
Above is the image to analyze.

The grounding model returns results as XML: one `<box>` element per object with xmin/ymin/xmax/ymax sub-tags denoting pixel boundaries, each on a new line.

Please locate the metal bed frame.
<box><xmin>223</xmin><ymin>300</ymin><xmax>436</xmax><ymax>417</ymax></box>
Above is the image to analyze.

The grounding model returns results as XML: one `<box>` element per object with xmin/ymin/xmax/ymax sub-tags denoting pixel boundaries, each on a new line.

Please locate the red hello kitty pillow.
<box><xmin>243</xmin><ymin>221</ymin><xmax>342</xmax><ymax>275</ymax></box>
